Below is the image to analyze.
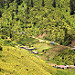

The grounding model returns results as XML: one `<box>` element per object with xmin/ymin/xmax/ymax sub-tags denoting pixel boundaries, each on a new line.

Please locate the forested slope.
<box><xmin>0</xmin><ymin>0</ymin><xmax>75</xmax><ymax>46</ymax></box>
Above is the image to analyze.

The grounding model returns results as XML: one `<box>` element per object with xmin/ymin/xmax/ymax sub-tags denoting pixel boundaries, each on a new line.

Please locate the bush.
<box><xmin>1</xmin><ymin>35</ymin><xmax>7</xmax><ymax>39</ymax></box>
<box><xmin>0</xmin><ymin>46</ymin><xmax>2</xmax><ymax>51</ymax></box>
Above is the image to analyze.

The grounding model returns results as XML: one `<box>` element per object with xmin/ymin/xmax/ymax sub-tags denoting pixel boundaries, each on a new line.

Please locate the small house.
<box><xmin>26</xmin><ymin>48</ymin><xmax>34</xmax><ymax>50</ymax></box>
<box><xmin>55</xmin><ymin>65</ymin><xmax>70</xmax><ymax>69</ymax></box>
<box><xmin>39</xmin><ymin>39</ymin><xmax>45</xmax><ymax>42</ymax></box>
<box><xmin>32</xmin><ymin>51</ymin><xmax>38</xmax><ymax>54</ymax></box>
<box><xmin>50</xmin><ymin>41</ymin><xmax>56</xmax><ymax>44</ymax></box>
<box><xmin>72</xmin><ymin>48</ymin><xmax>75</xmax><ymax>50</ymax></box>
<box><xmin>56</xmin><ymin>65</ymin><xmax>64</xmax><ymax>69</ymax></box>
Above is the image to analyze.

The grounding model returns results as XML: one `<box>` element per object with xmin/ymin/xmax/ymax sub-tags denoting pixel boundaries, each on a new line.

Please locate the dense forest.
<box><xmin>0</xmin><ymin>0</ymin><xmax>75</xmax><ymax>46</ymax></box>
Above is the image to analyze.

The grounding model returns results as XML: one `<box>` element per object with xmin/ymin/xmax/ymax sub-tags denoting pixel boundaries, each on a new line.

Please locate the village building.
<box><xmin>70</xmin><ymin>65</ymin><xmax>75</xmax><ymax>68</ymax></box>
<box><xmin>72</xmin><ymin>47</ymin><xmax>75</xmax><ymax>50</ymax></box>
<box><xmin>50</xmin><ymin>41</ymin><xmax>56</xmax><ymax>44</ymax></box>
<box><xmin>32</xmin><ymin>51</ymin><xmax>38</xmax><ymax>54</ymax></box>
<box><xmin>39</xmin><ymin>39</ymin><xmax>45</xmax><ymax>42</ymax></box>
<box><xmin>54</xmin><ymin>65</ymin><xmax>71</xmax><ymax>69</ymax></box>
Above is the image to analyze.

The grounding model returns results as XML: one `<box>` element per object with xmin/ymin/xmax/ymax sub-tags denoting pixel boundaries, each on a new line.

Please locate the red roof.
<box><xmin>57</xmin><ymin>65</ymin><xmax>64</xmax><ymax>68</ymax></box>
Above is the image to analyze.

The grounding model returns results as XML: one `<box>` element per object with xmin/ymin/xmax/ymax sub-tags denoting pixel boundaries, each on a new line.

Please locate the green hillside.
<box><xmin>0</xmin><ymin>46</ymin><xmax>57</xmax><ymax>75</ymax></box>
<box><xmin>0</xmin><ymin>0</ymin><xmax>75</xmax><ymax>46</ymax></box>
<box><xmin>0</xmin><ymin>0</ymin><xmax>75</xmax><ymax>75</ymax></box>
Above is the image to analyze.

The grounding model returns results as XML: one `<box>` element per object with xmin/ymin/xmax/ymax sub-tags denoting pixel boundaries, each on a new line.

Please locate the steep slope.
<box><xmin>0</xmin><ymin>46</ymin><xmax>57</xmax><ymax>75</ymax></box>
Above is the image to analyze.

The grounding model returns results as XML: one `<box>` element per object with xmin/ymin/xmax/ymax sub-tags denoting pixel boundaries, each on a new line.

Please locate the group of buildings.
<box><xmin>53</xmin><ymin>65</ymin><xmax>75</xmax><ymax>69</ymax></box>
<box><xmin>19</xmin><ymin>46</ymin><xmax>38</xmax><ymax>54</ymax></box>
<box><xmin>49</xmin><ymin>63</ymin><xmax>75</xmax><ymax>69</ymax></box>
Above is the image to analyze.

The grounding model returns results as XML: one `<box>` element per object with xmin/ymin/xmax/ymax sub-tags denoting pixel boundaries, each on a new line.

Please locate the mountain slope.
<box><xmin>0</xmin><ymin>46</ymin><xmax>57</xmax><ymax>75</ymax></box>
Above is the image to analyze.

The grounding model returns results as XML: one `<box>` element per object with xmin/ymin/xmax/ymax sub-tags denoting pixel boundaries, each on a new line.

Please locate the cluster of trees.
<box><xmin>70</xmin><ymin>0</ymin><xmax>75</xmax><ymax>15</ymax></box>
<box><xmin>53</xmin><ymin>49</ymin><xmax>75</xmax><ymax>65</ymax></box>
<box><xmin>0</xmin><ymin>0</ymin><xmax>75</xmax><ymax>46</ymax></box>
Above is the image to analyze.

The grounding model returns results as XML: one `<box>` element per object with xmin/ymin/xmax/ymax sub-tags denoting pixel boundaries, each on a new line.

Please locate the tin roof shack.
<box><xmin>72</xmin><ymin>47</ymin><xmax>75</xmax><ymax>50</ymax></box>
<box><xmin>32</xmin><ymin>51</ymin><xmax>38</xmax><ymax>54</ymax></box>
<box><xmin>50</xmin><ymin>41</ymin><xmax>56</xmax><ymax>44</ymax></box>
<box><xmin>56</xmin><ymin>65</ymin><xmax>64</xmax><ymax>69</ymax></box>
<box><xmin>26</xmin><ymin>47</ymin><xmax>37</xmax><ymax>50</ymax></box>
<box><xmin>55</xmin><ymin>65</ymin><xmax>70</xmax><ymax>69</ymax></box>
<box><xmin>19</xmin><ymin>46</ymin><xmax>29</xmax><ymax>49</ymax></box>
<box><xmin>39</xmin><ymin>39</ymin><xmax>45</xmax><ymax>42</ymax></box>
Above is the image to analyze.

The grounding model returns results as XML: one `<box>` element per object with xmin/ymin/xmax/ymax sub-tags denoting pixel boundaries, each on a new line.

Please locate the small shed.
<box><xmin>26</xmin><ymin>48</ymin><xmax>34</xmax><ymax>50</ymax></box>
<box><xmin>72</xmin><ymin>48</ymin><xmax>75</xmax><ymax>50</ymax></box>
<box><xmin>50</xmin><ymin>41</ymin><xmax>56</xmax><ymax>44</ymax></box>
<box><xmin>39</xmin><ymin>39</ymin><xmax>45</xmax><ymax>42</ymax></box>
<box><xmin>56</xmin><ymin>65</ymin><xmax>64</xmax><ymax>69</ymax></box>
<box><xmin>32</xmin><ymin>51</ymin><xmax>38</xmax><ymax>54</ymax></box>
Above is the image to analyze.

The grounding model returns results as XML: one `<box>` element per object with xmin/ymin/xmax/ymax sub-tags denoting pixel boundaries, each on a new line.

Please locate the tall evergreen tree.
<box><xmin>70</xmin><ymin>0</ymin><xmax>75</xmax><ymax>15</ymax></box>
<box><xmin>0</xmin><ymin>11</ymin><xmax>2</xmax><ymax>18</ymax></box>
<box><xmin>52</xmin><ymin>0</ymin><xmax>56</xmax><ymax>8</ymax></box>
<box><xmin>27</xmin><ymin>0</ymin><xmax>30</xmax><ymax>14</ymax></box>
<box><xmin>0</xmin><ymin>0</ymin><xmax>4</xmax><ymax>8</ymax></box>
<box><xmin>16</xmin><ymin>0</ymin><xmax>23</xmax><ymax>5</ymax></box>
<box><xmin>31</xmin><ymin>0</ymin><xmax>33</xmax><ymax>7</ymax></box>
<box><xmin>42</xmin><ymin>0</ymin><xmax>45</xmax><ymax>7</ymax></box>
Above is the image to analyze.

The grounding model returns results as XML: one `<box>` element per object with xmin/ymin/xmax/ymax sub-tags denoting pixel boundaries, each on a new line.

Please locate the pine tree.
<box><xmin>16</xmin><ymin>0</ymin><xmax>23</xmax><ymax>5</ymax></box>
<box><xmin>53</xmin><ymin>0</ymin><xmax>56</xmax><ymax>8</ymax></box>
<box><xmin>42</xmin><ymin>0</ymin><xmax>45</xmax><ymax>7</ymax></box>
<box><xmin>0</xmin><ymin>0</ymin><xmax>4</xmax><ymax>8</ymax></box>
<box><xmin>70</xmin><ymin>0</ymin><xmax>75</xmax><ymax>15</ymax></box>
<box><xmin>27</xmin><ymin>0</ymin><xmax>29</xmax><ymax>14</ymax></box>
<box><xmin>0</xmin><ymin>11</ymin><xmax>2</xmax><ymax>17</ymax></box>
<box><xmin>31</xmin><ymin>0</ymin><xmax>33</xmax><ymax>7</ymax></box>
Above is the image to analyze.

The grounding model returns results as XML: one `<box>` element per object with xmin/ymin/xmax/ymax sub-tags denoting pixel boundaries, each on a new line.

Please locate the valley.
<box><xmin>0</xmin><ymin>0</ymin><xmax>75</xmax><ymax>75</ymax></box>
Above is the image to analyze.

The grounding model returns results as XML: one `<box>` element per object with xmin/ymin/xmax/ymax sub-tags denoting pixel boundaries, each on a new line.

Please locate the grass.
<box><xmin>0</xmin><ymin>46</ymin><xmax>57</xmax><ymax>75</ymax></box>
<box><xmin>55</xmin><ymin>69</ymin><xmax>75</xmax><ymax>75</ymax></box>
<box><xmin>33</xmin><ymin>42</ymin><xmax>52</xmax><ymax>52</ymax></box>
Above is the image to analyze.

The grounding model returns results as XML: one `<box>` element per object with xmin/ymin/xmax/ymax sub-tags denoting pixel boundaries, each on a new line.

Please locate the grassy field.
<box><xmin>0</xmin><ymin>46</ymin><xmax>57</xmax><ymax>75</ymax></box>
<box><xmin>33</xmin><ymin>42</ymin><xmax>52</xmax><ymax>52</ymax></box>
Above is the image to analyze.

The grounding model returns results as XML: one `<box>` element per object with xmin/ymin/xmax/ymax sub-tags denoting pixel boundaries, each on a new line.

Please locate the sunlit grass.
<box><xmin>0</xmin><ymin>46</ymin><xmax>56</xmax><ymax>75</ymax></box>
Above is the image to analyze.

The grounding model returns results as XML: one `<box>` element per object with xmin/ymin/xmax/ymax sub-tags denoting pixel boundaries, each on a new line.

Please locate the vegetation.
<box><xmin>0</xmin><ymin>46</ymin><xmax>57</xmax><ymax>75</ymax></box>
<box><xmin>0</xmin><ymin>0</ymin><xmax>75</xmax><ymax>75</ymax></box>
<box><xmin>55</xmin><ymin>69</ymin><xmax>75</xmax><ymax>75</ymax></box>
<box><xmin>53</xmin><ymin>49</ymin><xmax>75</xmax><ymax>65</ymax></box>
<box><xmin>0</xmin><ymin>0</ymin><xmax>75</xmax><ymax>46</ymax></box>
<box><xmin>70</xmin><ymin>0</ymin><xmax>75</xmax><ymax>15</ymax></box>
